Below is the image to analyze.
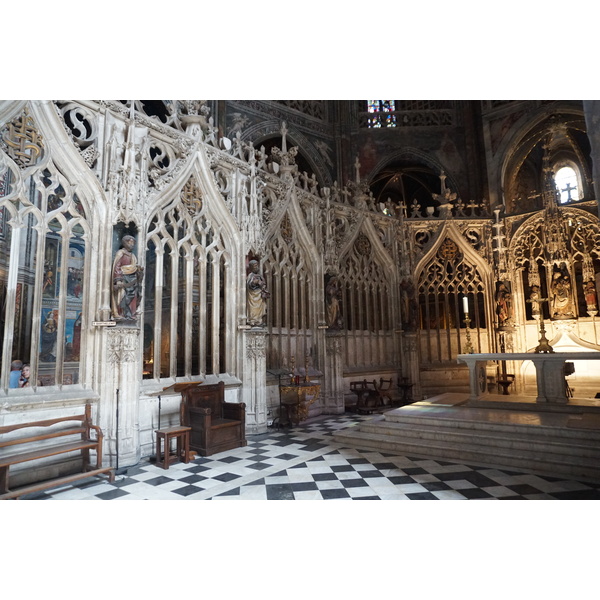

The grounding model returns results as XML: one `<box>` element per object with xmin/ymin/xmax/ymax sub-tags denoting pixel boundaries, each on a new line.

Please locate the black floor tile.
<box><xmin>270</xmin><ymin>470</ymin><xmax>289</xmax><ymax>477</ymax></box>
<box><xmin>300</xmin><ymin>443</ymin><xmax>328</xmax><ymax>452</ymax></box>
<box><xmin>111</xmin><ymin>477</ymin><xmax>139</xmax><ymax>488</ymax></box>
<box><xmin>247</xmin><ymin>478</ymin><xmax>265</xmax><ymax>486</ymax></box>
<box><xmin>422</xmin><ymin>481</ymin><xmax>452</xmax><ymax>492</ymax></box>
<box><xmin>179</xmin><ymin>474</ymin><xmax>207</xmax><ymax>484</ymax></box>
<box><xmin>274</xmin><ymin>453</ymin><xmax>298</xmax><ymax>461</ymax></box>
<box><xmin>97</xmin><ymin>488</ymin><xmax>130</xmax><ymax>500</ymax></box>
<box><xmin>290</xmin><ymin>482</ymin><xmax>319</xmax><ymax>492</ymax></box>
<box><xmin>246</xmin><ymin>448</ymin><xmax>269</xmax><ymax>455</ymax></box>
<box><xmin>347</xmin><ymin>458</ymin><xmax>372</xmax><ymax>465</ymax></box>
<box><xmin>340</xmin><ymin>478</ymin><xmax>370</xmax><ymax>488</ymax></box>
<box><xmin>405</xmin><ymin>492</ymin><xmax>439</xmax><ymax>500</ymax></box>
<box><xmin>125</xmin><ymin>465</ymin><xmax>150</xmax><ymax>476</ymax></box>
<box><xmin>312</xmin><ymin>473</ymin><xmax>338</xmax><ymax>481</ymax></box>
<box><xmin>388</xmin><ymin>475</ymin><xmax>416</xmax><ymax>485</ymax></box>
<box><xmin>320</xmin><ymin>488</ymin><xmax>351</xmax><ymax>499</ymax></box>
<box><xmin>458</xmin><ymin>488</ymin><xmax>494</xmax><ymax>499</ymax></box>
<box><xmin>358</xmin><ymin>470</ymin><xmax>386</xmax><ymax>479</ymax></box>
<box><xmin>535</xmin><ymin>474</ymin><xmax>565</xmax><ymax>482</ymax></box>
<box><xmin>436</xmin><ymin>470</ymin><xmax>499</xmax><ymax>488</ymax></box>
<box><xmin>216</xmin><ymin>487</ymin><xmax>240</xmax><ymax>497</ymax></box>
<box><xmin>213</xmin><ymin>472</ymin><xmax>241</xmax><ymax>482</ymax></box>
<box><xmin>403</xmin><ymin>467</ymin><xmax>428</xmax><ymax>475</ymax></box>
<box><xmin>144</xmin><ymin>476</ymin><xmax>175</xmax><ymax>486</ymax></box>
<box><xmin>331</xmin><ymin>465</ymin><xmax>356</xmax><ymax>473</ymax></box>
<box><xmin>266</xmin><ymin>484</ymin><xmax>295</xmax><ymax>500</ymax></box>
<box><xmin>373</xmin><ymin>462</ymin><xmax>401</xmax><ymax>470</ymax></box>
<box><xmin>173</xmin><ymin>484</ymin><xmax>205</xmax><ymax>496</ymax></box>
<box><xmin>507</xmin><ymin>484</ymin><xmax>544</xmax><ymax>495</ymax></box>
<box><xmin>185</xmin><ymin>465</ymin><xmax>212</xmax><ymax>474</ymax></box>
<box><xmin>247</xmin><ymin>462</ymin><xmax>272</xmax><ymax>471</ymax></box>
<box><xmin>498</xmin><ymin>469</ymin><xmax>526</xmax><ymax>476</ymax></box>
<box><xmin>463</xmin><ymin>472</ymin><xmax>507</xmax><ymax>488</ymax></box>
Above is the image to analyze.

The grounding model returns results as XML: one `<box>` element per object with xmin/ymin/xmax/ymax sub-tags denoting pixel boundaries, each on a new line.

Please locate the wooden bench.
<box><xmin>0</xmin><ymin>404</ymin><xmax>114</xmax><ymax>500</ymax></box>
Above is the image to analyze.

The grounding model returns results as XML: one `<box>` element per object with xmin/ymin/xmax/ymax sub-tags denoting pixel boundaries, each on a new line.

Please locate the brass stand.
<box><xmin>534</xmin><ymin>318</ymin><xmax>554</xmax><ymax>354</ymax></box>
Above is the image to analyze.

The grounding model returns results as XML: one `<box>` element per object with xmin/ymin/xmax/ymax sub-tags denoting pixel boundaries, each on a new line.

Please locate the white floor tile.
<box><xmin>293</xmin><ymin>490</ymin><xmax>324</xmax><ymax>500</ymax></box>
<box><xmin>393</xmin><ymin>483</ymin><xmax>427</xmax><ymax>494</ymax></box>
<box><xmin>431</xmin><ymin>489</ymin><xmax>469</xmax><ymax>500</ymax></box>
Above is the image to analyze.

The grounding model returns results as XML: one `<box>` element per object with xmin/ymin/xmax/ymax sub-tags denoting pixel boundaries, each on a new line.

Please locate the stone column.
<box><xmin>324</xmin><ymin>330</ymin><xmax>345</xmax><ymax>414</ymax></box>
<box><xmin>402</xmin><ymin>332</ymin><xmax>422</xmax><ymax>401</ymax></box>
<box><xmin>98</xmin><ymin>326</ymin><xmax>141</xmax><ymax>469</ymax></box>
<box><xmin>243</xmin><ymin>329</ymin><xmax>268</xmax><ymax>434</ymax></box>
<box><xmin>583</xmin><ymin>101</ymin><xmax>600</xmax><ymax>215</ymax></box>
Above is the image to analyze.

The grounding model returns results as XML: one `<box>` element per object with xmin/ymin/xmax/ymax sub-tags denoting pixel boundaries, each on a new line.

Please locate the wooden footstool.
<box><xmin>155</xmin><ymin>426</ymin><xmax>191</xmax><ymax>470</ymax></box>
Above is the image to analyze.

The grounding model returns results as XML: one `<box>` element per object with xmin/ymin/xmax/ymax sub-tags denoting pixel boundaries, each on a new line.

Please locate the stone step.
<box><xmin>383</xmin><ymin>408</ymin><xmax>600</xmax><ymax>443</ymax></box>
<box><xmin>333</xmin><ymin>427</ymin><xmax>600</xmax><ymax>483</ymax></box>
<box><xmin>353</xmin><ymin>418</ymin><xmax>600</xmax><ymax>460</ymax></box>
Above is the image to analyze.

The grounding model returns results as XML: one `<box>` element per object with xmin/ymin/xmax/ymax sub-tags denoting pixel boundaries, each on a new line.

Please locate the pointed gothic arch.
<box><xmin>510</xmin><ymin>206</ymin><xmax>600</xmax><ymax>320</ymax></box>
<box><xmin>262</xmin><ymin>187</ymin><xmax>322</xmax><ymax>370</ymax></box>
<box><xmin>497</xmin><ymin>106</ymin><xmax>592</xmax><ymax>214</ymax></box>
<box><xmin>368</xmin><ymin>147</ymin><xmax>458</xmax><ymax>210</ymax></box>
<box><xmin>0</xmin><ymin>102</ymin><xmax>103</xmax><ymax>393</ymax></box>
<box><xmin>415</xmin><ymin>222</ymin><xmax>495</xmax><ymax>363</ymax></box>
<box><xmin>336</xmin><ymin>216</ymin><xmax>398</xmax><ymax>370</ymax></box>
<box><xmin>141</xmin><ymin>154</ymin><xmax>241</xmax><ymax>381</ymax></box>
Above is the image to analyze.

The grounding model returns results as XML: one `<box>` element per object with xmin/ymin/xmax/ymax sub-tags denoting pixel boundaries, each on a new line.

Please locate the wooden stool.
<box><xmin>155</xmin><ymin>426</ymin><xmax>191</xmax><ymax>470</ymax></box>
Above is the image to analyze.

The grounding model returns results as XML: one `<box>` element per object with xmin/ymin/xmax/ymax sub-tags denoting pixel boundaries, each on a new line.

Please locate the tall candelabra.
<box><xmin>526</xmin><ymin>295</ymin><xmax>554</xmax><ymax>354</ymax></box>
<box><xmin>534</xmin><ymin>318</ymin><xmax>554</xmax><ymax>354</ymax></box>
<box><xmin>464</xmin><ymin>312</ymin><xmax>475</xmax><ymax>354</ymax></box>
<box><xmin>462</xmin><ymin>296</ymin><xmax>474</xmax><ymax>354</ymax></box>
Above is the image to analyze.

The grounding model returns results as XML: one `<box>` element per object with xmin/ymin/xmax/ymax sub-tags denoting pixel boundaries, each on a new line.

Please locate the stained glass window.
<box><xmin>366</xmin><ymin>100</ymin><xmax>397</xmax><ymax>128</ymax></box>
<box><xmin>554</xmin><ymin>166</ymin><xmax>579</xmax><ymax>203</ymax></box>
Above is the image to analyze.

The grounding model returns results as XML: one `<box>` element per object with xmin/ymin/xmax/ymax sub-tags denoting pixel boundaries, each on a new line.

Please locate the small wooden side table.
<box><xmin>155</xmin><ymin>426</ymin><xmax>192</xmax><ymax>470</ymax></box>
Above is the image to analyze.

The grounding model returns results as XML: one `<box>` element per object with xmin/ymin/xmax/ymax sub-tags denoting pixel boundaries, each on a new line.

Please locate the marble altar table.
<box><xmin>457</xmin><ymin>352</ymin><xmax>600</xmax><ymax>405</ymax></box>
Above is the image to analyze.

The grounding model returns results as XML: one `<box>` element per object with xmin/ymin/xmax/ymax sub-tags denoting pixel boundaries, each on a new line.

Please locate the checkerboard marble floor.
<box><xmin>28</xmin><ymin>413</ymin><xmax>600</xmax><ymax>500</ymax></box>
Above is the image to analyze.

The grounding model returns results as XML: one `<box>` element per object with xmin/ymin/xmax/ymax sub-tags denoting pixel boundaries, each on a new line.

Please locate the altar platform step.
<box><xmin>420</xmin><ymin>366</ymin><xmax>470</xmax><ymax>398</ymax></box>
<box><xmin>333</xmin><ymin>393</ymin><xmax>600</xmax><ymax>483</ymax></box>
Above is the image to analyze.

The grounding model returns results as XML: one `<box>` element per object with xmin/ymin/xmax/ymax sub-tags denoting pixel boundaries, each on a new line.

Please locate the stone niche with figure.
<box><xmin>111</xmin><ymin>224</ymin><xmax>144</xmax><ymax>324</ymax></box>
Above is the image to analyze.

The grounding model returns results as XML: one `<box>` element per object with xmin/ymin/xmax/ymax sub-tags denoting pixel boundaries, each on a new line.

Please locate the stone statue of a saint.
<box><xmin>496</xmin><ymin>282</ymin><xmax>513</xmax><ymax>326</ymax></box>
<box><xmin>399</xmin><ymin>279</ymin><xmax>417</xmax><ymax>331</ymax></box>
<box><xmin>585</xmin><ymin>280</ymin><xmax>598</xmax><ymax>311</ymax></box>
<box><xmin>529</xmin><ymin>285</ymin><xmax>541</xmax><ymax>318</ymax></box>
<box><xmin>325</xmin><ymin>275</ymin><xmax>343</xmax><ymax>329</ymax></box>
<box><xmin>246</xmin><ymin>259</ymin><xmax>269</xmax><ymax>327</ymax></box>
<box><xmin>550</xmin><ymin>267</ymin><xmax>576</xmax><ymax>320</ymax></box>
<box><xmin>112</xmin><ymin>235</ymin><xmax>144</xmax><ymax>321</ymax></box>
